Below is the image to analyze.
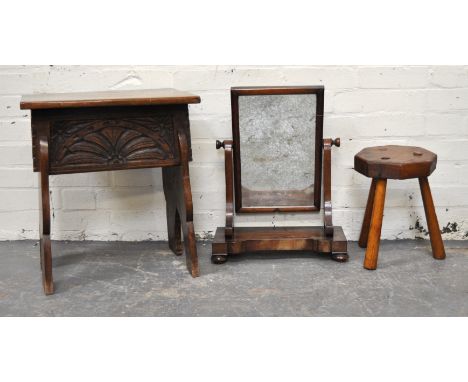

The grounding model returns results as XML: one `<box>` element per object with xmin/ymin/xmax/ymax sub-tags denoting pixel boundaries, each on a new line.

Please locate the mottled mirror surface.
<box><xmin>238</xmin><ymin>93</ymin><xmax>317</xmax><ymax>208</ymax></box>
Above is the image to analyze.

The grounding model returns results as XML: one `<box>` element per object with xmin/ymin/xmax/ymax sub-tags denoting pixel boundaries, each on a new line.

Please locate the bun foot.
<box><xmin>211</xmin><ymin>254</ymin><xmax>228</xmax><ymax>264</ymax></box>
<box><xmin>331</xmin><ymin>252</ymin><xmax>349</xmax><ymax>262</ymax></box>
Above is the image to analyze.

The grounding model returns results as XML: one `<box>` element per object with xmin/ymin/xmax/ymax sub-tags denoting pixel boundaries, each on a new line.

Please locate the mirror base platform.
<box><xmin>211</xmin><ymin>226</ymin><xmax>348</xmax><ymax>263</ymax></box>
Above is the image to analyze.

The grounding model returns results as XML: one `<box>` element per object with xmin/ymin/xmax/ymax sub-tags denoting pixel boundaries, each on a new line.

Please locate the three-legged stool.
<box><xmin>354</xmin><ymin>145</ymin><xmax>446</xmax><ymax>270</ymax></box>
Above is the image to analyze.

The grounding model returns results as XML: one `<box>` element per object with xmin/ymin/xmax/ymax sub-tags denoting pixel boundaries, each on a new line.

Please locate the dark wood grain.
<box><xmin>358</xmin><ymin>178</ymin><xmax>377</xmax><ymax>248</ymax></box>
<box><xmin>354</xmin><ymin>145</ymin><xmax>437</xmax><ymax>180</ymax></box>
<box><xmin>363</xmin><ymin>178</ymin><xmax>387</xmax><ymax>270</ymax></box>
<box><xmin>419</xmin><ymin>177</ymin><xmax>446</xmax><ymax>260</ymax></box>
<box><xmin>49</xmin><ymin>115</ymin><xmax>177</xmax><ymax>173</ymax></box>
<box><xmin>240</xmin><ymin>188</ymin><xmax>317</xmax><ymax>212</ymax></box>
<box><xmin>231</xmin><ymin>89</ymin><xmax>242</xmax><ymax>213</ymax></box>
<box><xmin>21</xmin><ymin>88</ymin><xmax>200</xmax><ymax>110</ymax></box>
<box><xmin>231</xmin><ymin>86</ymin><xmax>326</xmax><ymax>97</ymax></box>
<box><xmin>231</xmin><ymin>86</ymin><xmax>324</xmax><ymax>213</ymax></box>
<box><xmin>355</xmin><ymin>145</ymin><xmax>445</xmax><ymax>270</ymax></box>
<box><xmin>24</xmin><ymin>90</ymin><xmax>200</xmax><ymax>294</ymax></box>
<box><xmin>162</xmin><ymin>132</ymin><xmax>199</xmax><ymax>277</ymax></box>
<box><xmin>212</xmin><ymin>226</ymin><xmax>347</xmax><ymax>255</ymax></box>
<box><xmin>322</xmin><ymin>138</ymin><xmax>335</xmax><ymax>237</ymax></box>
<box><xmin>212</xmin><ymin>85</ymin><xmax>347</xmax><ymax>264</ymax></box>
<box><xmin>38</xmin><ymin>134</ymin><xmax>54</xmax><ymax>295</ymax></box>
<box><xmin>219</xmin><ymin>140</ymin><xmax>234</xmax><ymax>238</ymax></box>
<box><xmin>30</xmin><ymin>105</ymin><xmax>192</xmax><ymax>174</ymax></box>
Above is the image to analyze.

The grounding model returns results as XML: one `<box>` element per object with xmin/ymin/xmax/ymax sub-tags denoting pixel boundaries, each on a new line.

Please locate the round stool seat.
<box><xmin>354</xmin><ymin>145</ymin><xmax>437</xmax><ymax>179</ymax></box>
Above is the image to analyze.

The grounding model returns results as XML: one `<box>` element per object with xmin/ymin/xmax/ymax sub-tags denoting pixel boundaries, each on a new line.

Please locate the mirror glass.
<box><xmin>238</xmin><ymin>93</ymin><xmax>317</xmax><ymax>209</ymax></box>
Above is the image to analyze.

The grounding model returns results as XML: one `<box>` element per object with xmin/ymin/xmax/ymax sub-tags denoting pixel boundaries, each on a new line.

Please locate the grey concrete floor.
<box><xmin>0</xmin><ymin>240</ymin><xmax>467</xmax><ymax>316</ymax></box>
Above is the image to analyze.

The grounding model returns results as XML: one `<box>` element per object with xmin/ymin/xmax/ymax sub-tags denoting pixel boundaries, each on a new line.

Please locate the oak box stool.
<box><xmin>20</xmin><ymin>89</ymin><xmax>201</xmax><ymax>295</ymax></box>
<box><xmin>354</xmin><ymin>145</ymin><xmax>446</xmax><ymax>270</ymax></box>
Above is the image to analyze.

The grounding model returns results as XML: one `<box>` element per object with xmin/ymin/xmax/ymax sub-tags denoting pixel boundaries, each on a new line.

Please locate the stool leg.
<box><xmin>358</xmin><ymin>178</ymin><xmax>377</xmax><ymax>248</ymax></box>
<box><xmin>419</xmin><ymin>177</ymin><xmax>446</xmax><ymax>260</ymax></box>
<box><xmin>39</xmin><ymin>136</ymin><xmax>54</xmax><ymax>295</ymax></box>
<box><xmin>363</xmin><ymin>178</ymin><xmax>387</xmax><ymax>270</ymax></box>
<box><xmin>162</xmin><ymin>132</ymin><xmax>199</xmax><ymax>277</ymax></box>
<box><xmin>163</xmin><ymin>180</ymin><xmax>183</xmax><ymax>256</ymax></box>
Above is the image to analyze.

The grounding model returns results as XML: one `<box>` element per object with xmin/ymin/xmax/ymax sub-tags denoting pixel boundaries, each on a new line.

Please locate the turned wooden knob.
<box><xmin>216</xmin><ymin>140</ymin><xmax>224</xmax><ymax>149</ymax></box>
<box><xmin>332</xmin><ymin>138</ymin><xmax>341</xmax><ymax>147</ymax></box>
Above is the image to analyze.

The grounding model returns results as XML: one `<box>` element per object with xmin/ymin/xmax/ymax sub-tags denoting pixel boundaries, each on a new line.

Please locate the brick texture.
<box><xmin>0</xmin><ymin>65</ymin><xmax>467</xmax><ymax>241</ymax></box>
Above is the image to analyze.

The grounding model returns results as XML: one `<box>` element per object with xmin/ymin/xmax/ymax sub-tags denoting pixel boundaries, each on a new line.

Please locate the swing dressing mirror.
<box><xmin>231</xmin><ymin>86</ymin><xmax>324</xmax><ymax>213</ymax></box>
<box><xmin>211</xmin><ymin>85</ymin><xmax>347</xmax><ymax>265</ymax></box>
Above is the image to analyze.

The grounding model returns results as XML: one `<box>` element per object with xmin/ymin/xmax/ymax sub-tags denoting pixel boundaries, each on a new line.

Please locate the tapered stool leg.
<box><xmin>359</xmin><ymin>178</ymin><xmax>377</xmax><ymax>248</ymax></box>
<box><xmin>419</xmin><ymin>177</ymin><xmax>446</xmax><ymax>259</ymax></box>
<box><xmin>363</xmin><ymin>178</ymin><xmax>387</xmax><ymax>270</ymax></box>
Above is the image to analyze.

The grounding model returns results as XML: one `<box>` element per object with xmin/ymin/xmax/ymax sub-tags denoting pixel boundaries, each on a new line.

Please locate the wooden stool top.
<box><xmin>354</xmin><ymin>145</ymin><xmax>437</xmax><ymax>179</ymax></box>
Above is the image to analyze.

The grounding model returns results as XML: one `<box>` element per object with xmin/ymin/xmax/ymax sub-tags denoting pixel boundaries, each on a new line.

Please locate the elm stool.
<box><xmin>354</xmin><ymin>145</ymin><xmax>446</xmax><ymax>270</ymax></box>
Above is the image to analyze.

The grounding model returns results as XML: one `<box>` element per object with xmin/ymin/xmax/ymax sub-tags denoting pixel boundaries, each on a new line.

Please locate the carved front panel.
<box><xmin>49</xmin><ymin>115</ymin><xmax>178</xmax><ymax>173</ymax></box>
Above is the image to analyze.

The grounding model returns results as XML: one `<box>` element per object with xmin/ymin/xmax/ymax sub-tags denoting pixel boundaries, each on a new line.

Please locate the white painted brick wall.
<box><xmin>1</xmin><ymin>65</ymin><xmax>467</xmax><ymax>241</ymax></box>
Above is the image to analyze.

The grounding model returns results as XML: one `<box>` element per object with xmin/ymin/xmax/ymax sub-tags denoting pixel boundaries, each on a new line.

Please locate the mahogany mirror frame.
<box><xmin>231</xmin><ymin>86</ymin><xmax>324</xmax><ymax>213</ymax></box>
